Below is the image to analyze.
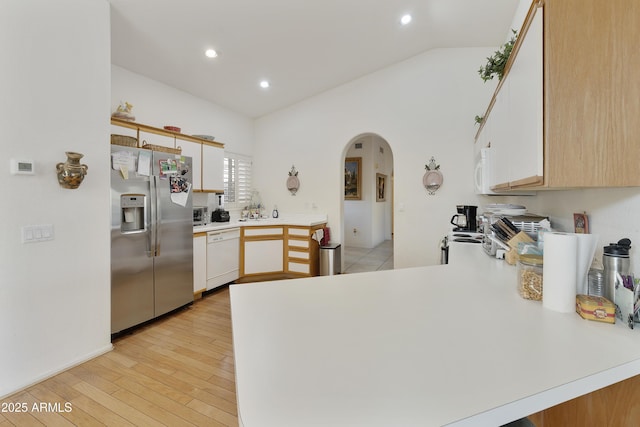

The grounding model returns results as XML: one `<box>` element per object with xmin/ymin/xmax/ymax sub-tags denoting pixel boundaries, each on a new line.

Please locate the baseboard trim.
<box><xmin>1</xmin><ymin>343</ymin><xmax>114</xmax><ymax>399</ymax></box>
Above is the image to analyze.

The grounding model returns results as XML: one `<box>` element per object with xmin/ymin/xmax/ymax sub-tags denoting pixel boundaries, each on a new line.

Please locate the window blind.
<box><xmin>224</xmin><ymin>153</ymin><xmax>252</xmax><ymax>207</ymax></box>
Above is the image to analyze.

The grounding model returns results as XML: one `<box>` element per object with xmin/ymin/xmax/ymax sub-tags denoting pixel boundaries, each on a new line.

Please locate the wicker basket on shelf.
<box><xmin>110</xmin><ymin>134</ymin><xmax>138</xmax><ymax>147</ymax></box>
<box><xmin>141</xmin><ymin>143</ymin><xmax>182</xmax><ymax>155</ymax></box>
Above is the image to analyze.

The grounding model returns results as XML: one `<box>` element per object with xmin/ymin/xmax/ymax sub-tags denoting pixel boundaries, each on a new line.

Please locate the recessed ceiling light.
<box><xmin>259</xmin><ymin>80</ymin><xmax>270</xmax><ymax>89</ymax></box>
<box><xmin>400</xmin><ymin>14</ymin><xmax>412</xmax><ymax>25</ymax></box>
<box><xmin>205</xmin><ymin>49</ymin><xmax>218</xmax><ymax>58</ymax></box>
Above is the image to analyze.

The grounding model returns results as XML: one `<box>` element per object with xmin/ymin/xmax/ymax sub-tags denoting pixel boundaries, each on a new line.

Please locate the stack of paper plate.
<box><xmin>192</xmin><ymin>134</ymin><xmax>215</xmax><ymax>141</ymax></box>
<box><xmin>484</xmin><ymin>204</ymin><xmax>527</xmax><ymax>215</ymax></box>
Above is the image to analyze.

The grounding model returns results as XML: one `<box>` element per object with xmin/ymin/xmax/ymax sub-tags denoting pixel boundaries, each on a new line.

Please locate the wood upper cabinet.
<box><xmin>542</xmin><ymin>0</ymin><xmax>640</xmax><ymax>188</ymax></box>
<box><xmin>482</xmin><ymin>0</ymin><xmax>640</xmax><ymax>190</ymax></box>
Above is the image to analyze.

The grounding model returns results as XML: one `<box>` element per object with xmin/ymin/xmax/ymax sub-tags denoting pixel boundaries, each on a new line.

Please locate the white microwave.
<box><xmin>474</xmin><ymin>147</ymin><xmax>535</xmax><ymax>196</ymax></box>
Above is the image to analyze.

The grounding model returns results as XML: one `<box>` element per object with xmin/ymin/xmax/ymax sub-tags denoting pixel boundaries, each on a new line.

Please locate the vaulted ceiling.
<box><xmin>110</xmin><ymin>0</ymin><xmax>519</xmax><ymax>118</ymax></box>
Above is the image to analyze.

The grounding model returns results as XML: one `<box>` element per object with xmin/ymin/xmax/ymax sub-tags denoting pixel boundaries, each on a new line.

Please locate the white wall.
<box><xmin>253</xmin><ymin>48</ymin><xmax>498</xmax><ymax>267</ymax></box>
<box><xmin>505</xmin><ymin>188</ymin><xmax>640</xmax><ymax>273</ymax></box>
<box><xmin>0</xmin><ymin>0</ymin><xmax>112</xmax><ymax>397</ymax></box>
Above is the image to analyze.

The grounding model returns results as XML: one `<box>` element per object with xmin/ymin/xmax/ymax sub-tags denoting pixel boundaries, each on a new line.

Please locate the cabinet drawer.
<box><xmin>287</xmin><ymin>227</ymin><xmax>309</xmax><ymax>237</ymax></box>
<box><xmin>288</xmin><ymin>239</ymin><xmax>309</xmax><ymax>249</ymax></box>
<box><xmin>289</xmin><ymin>250</ymin><xmax>309</xmax><ymax>260</ymax></box>
<box><xmin>288</xmin><ymin>262</ymin><xmax>310</xmax><ymax>274</ymax></box>
<box><xmin>244</xmin><ymin>227</ymin><xmax>284</xmax><ymax>237</ymax></box>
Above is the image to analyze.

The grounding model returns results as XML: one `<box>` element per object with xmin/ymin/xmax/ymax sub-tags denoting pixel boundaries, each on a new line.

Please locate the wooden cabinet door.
<box><xmin>544</xmin><ymin>0</ymin><xmax>640</xmax><ymax>187</ymax></box>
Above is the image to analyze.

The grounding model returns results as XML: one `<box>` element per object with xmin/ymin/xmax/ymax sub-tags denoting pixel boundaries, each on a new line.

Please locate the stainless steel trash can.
<box><xmin>320</xmin><ymin>243</ymin><xmax>341</xmax><ymax>275</ymax></box>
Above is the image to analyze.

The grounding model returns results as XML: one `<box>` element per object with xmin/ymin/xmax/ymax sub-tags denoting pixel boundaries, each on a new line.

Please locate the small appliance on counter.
<box><xmin>193</xmin><ymin>206</ymin><xmax>209</xmax><ymax>226</ymax></box>
<box><xmin>211</xmin><ymin>209</ymin><xmax>230</xmax><ymax>222</ymax></box>
<box><xmin>211</xmin><ymin>194</ymin><xmax>230</xmax><ymax>222</ymax></box>
<box><xmin>450</xmin><ymin>205</ymin><xmax>478</xmax><ymax>232</ymax></box>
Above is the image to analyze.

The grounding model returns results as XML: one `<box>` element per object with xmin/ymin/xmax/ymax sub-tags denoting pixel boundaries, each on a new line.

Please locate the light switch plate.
<box><xmin>22</xmin><ymin>224</ymin><xmax>54</xmax><ymax>243</ymax></box>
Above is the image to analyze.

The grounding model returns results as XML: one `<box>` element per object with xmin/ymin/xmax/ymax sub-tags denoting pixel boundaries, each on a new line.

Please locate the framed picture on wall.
<box><xmin>344</xmin><ymin>157</ymin><xmax>362</xmax><ymax>200</ymax></box>
<box><xmin>573</xmin><ymin>212</ymin><xmax>589</xmax><ymax>234</ymax></box>
<box><xmin>376</xmin><ymin>173</ymin><xmax>386</xmax><ymax>202</ymax></box>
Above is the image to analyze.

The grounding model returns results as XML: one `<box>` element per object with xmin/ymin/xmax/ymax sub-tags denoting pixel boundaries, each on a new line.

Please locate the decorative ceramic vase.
<box><xmin>56</xmin><ymin>152</ymin><xmax>88</xmax><ymax>189</ymax></box>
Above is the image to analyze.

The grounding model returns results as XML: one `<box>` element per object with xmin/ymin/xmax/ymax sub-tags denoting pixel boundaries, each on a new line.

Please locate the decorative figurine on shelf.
<box><xmin>423</xmin><ymin>156</ymin><xmax>443</xmax><ymax>195</ymax></box>
<box><xmin>111</xmin><ymin>101</ymin><xmax>135</xmax><ymax>121</ymax></box>
<box><xmin>287</xmin><ymin>165</ymin><xmax>300</xmax><ymax>195</ymax></box>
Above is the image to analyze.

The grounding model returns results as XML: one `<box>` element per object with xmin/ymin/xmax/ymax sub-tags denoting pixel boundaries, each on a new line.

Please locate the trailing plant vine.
<box><xmin>478</xmin><ymin>29</ymin><xmax>518</xmax><ymax>82</ymax></box>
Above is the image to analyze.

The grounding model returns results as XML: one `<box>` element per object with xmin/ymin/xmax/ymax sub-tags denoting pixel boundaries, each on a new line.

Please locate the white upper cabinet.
<box><xmin>493</xmin><ymin>5</ymin><xmax>543</xmax><ymax>188</ymax></box>
<box><xmin>139</xmin><ymin>130</ymin><xmax>175</xmax><ymax>149</ymax></box>
<box><xmin>202</xmin><ymin>143</ymin><xmax>224</xmax><ymax>192</ymax></box>
<box><xmin>180</xmin><ymin>140</ymin><xmax>202</xmax><ymax>191</ymax></box>
<box><xmin>111</xmin><ymin>118</ymin><xmax>225</xmax><ymax>193</ymax></box>
<box><xmin>504</xmin><ymin>6</ymin><xmax>543</xmax><ymax>186</ymax></box>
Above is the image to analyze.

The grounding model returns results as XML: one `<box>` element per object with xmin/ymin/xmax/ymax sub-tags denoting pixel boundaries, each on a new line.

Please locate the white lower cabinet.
<box><xmin>241</xmin><ymin>226</ymin><xmax>285</xmax><ymax>276</ymax></box>
<box><xmin>243</xmin><ymin>240</ymin><xmax>284</xmax><ymax>274</ymax></box>
<box><xmin>206</xmin><ymin>228</ymin><xmax>240</xmax><ymax>290</ymax></box>
<box><xmin>193</xmin><ymin>233</ymin><xmax>207</xmax><ymax>293</ymax></box>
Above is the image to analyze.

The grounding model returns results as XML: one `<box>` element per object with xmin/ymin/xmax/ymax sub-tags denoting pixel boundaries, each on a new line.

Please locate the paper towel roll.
<box><xmin>575</xmin><ymin>234</ymin><xmax>599</xmax><ymax>295</ymax></box>
<box><xmin>543</xmin><ymin>232</ymin><xmax>578</xmax><ymax>313</ymax></box>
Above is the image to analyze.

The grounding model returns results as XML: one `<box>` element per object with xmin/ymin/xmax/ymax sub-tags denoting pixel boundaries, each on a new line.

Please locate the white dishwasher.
<box><xmin>206</xmin><ymin>227</ymin><xmax>240</xmax><ymax>290</ymax></box>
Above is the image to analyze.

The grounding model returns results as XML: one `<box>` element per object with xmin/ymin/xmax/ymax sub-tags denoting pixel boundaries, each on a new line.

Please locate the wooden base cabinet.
<box><xmin>240</xmin><ymin>226</ymin><xmax>285</xmax><ymax>278</ymax></box>
<box><xmin>528</xmin><ymin>374</ymin><xmax>640</xmax><ymax>426</ymax></box>
<box><xmin>480</xmin><ymin>0</ymin><xmax>640</xmax><ymax>191</ymax></box>
<box><xmin>239</xmin><ymin>223</ymin><xmax>325</xmax><ymax>281</ymax></box>
<box><xmin>285</xmin><ymin>225</ymin><xmax>323</xmax><ymax>277</ymax></box>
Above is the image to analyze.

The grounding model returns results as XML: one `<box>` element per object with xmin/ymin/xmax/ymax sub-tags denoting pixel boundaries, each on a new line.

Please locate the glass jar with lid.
<box><xmin>518</xmin><ymin>254</ymin><xmax>543</xmax><ymax>300</ymax></box>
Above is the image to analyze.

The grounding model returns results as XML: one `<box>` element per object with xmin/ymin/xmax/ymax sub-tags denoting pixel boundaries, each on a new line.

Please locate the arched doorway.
<box><xmin>340</xmin><ymin>133</ymin><xmax>394</xmax><ymax>273</ymax></box>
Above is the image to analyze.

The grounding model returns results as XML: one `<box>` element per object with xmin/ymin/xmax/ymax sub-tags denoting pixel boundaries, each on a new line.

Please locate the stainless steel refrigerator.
<box><xmin>110</xmin><ymin>145</ymin><xmax>193</xmax><ymax>335</ymax></box>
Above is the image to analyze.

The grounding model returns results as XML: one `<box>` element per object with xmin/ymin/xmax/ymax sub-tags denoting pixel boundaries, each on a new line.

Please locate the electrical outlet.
<box><xmin>353</xmin><ymin>228</ymin><xmax>357</xmax><ymax>234</ymax></box>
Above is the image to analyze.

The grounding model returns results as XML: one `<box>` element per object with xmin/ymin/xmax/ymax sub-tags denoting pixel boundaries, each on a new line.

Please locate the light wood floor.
<box><xmin>0</xmin><ymin>287</ymin><xmax>238</xmax><ymax>427</ymax></box>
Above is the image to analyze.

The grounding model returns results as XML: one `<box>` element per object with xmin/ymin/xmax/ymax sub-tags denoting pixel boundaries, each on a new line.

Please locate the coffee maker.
<box><xmin>451</xmin><ymin>205</ymin><xmax>478</xmax><ymax>232</ymax></box>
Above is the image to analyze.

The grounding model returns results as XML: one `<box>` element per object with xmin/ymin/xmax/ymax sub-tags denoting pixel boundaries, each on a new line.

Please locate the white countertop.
<box><xmin>193</xmin><ymin>214</ymin><xmax>327</xmax><ymax>233</ymax></box>
<box><xmin>230</xmin><ymin>242</ymin><xmax>640</xmax><ymax>426</ymax></box>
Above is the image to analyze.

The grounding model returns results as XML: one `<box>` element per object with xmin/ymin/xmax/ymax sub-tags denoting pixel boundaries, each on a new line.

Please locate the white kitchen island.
<box><xmin>229</xmin><ymin>243</ymin><xmax>640</xmax><ymax>426</ymax></box>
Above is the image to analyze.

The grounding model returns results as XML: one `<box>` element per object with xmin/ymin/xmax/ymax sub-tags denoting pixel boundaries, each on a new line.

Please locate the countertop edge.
<box><xmin>193</xmin><ymin>216</ymin><xmax>327</xmax><ymax>233</ymax></box>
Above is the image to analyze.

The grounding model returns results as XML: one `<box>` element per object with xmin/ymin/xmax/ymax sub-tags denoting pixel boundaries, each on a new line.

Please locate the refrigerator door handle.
<box><xmin>154</xmin><ymin>175</ymin><xmax>162</xmax><ymax>256</ymax></box>
<box><xmin>145</xmin><ymin>189</ymin><xmax>153</xmax><ymax>257</ymax></box>
<box><xmin>150</xmin><ymin>176</ymin><xmax>158</xmax><ymax>257</ymax></box>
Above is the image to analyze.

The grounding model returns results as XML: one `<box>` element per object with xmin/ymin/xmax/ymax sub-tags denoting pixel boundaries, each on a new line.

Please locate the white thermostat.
<box><xmin>10</xmin><ymin>159</ymin><xmax>35</xmax><ymax>175</ymax></box>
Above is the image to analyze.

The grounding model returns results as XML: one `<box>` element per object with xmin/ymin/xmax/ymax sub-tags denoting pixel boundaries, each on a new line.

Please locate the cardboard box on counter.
<box><xmin>576</xmin><ymin>294</ymin><xmax>616</xmax><ymax>324</ymax></box>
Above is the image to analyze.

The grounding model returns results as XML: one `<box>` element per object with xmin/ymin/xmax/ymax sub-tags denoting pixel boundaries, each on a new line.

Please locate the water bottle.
<box><xmin>602</xmin><ymin>238</ymin><xmax>631</xmax><ymax>303</ymax></box>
